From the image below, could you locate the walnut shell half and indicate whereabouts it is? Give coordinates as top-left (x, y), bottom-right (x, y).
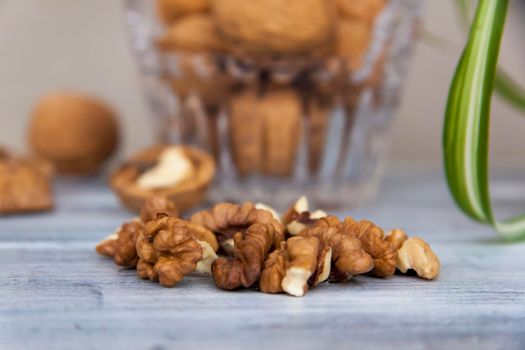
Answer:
top-left (110, 145), bottom-right (215, 213)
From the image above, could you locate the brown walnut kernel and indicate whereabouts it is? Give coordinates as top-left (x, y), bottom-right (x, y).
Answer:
top-left (0, 151), bottom-right (54, 214)
top-left (254, 203), bottom-right (281, 222)
top-left (259, 242), bottom-right (288, 294)
top-left (386, 229), bottom-right (408, 251)
top-left (282, 196), bottom-right (327, 236)
top-left (341, 217), bottom-right (397, 277)
top-left (312, 243), bottom-right (332, 286)
top-left (186, 221), bottom-right (219, 253)
top-left (140, 195), bottom-right (179, 223)
top-left (259, 236), bottom-right (328, 297)
top-left (136, 216), bottom-right (203, 287)
top-left (96, 233), bottom-right (118, 258)
top-left (280, 236), bottom-right (321, 297)
top-left (96, 220), bottom-right (143, 268)
top-left (191, 202), bottom-right (284, 254)
top-left (301, 224), bottom-right (373, 281)
top-left (211, 223), bottom-right (282, 290)
top-left (396, 237), bottom-right (440, 280)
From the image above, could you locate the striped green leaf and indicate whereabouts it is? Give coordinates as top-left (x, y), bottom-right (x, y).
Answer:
top-left (444, 0), bottom-right (525, 241)
top-left (456, 0), bottom-right (525, 112)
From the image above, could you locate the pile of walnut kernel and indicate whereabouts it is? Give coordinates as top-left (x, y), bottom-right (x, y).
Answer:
top-left (96, 195), bottom-right (440, 297)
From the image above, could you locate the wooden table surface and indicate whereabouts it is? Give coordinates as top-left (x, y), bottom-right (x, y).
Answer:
top-left (1, 168), bottom-right (525, 350)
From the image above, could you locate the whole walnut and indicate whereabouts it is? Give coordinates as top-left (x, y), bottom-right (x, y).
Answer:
top-left (157, 0), bottom-right (209, 24)
top-left (28, 93), bottom-right (119, 175)
top-left (157, 15), bottom-right (227, 53)
top-left (336, 0), bottom-right (386, 22)
top-left (211, 0), bottom-right (336, 57)
top-left (228, 88), bottom-right (303, 176)
top-left (336, 19), bottom-right (372, 71)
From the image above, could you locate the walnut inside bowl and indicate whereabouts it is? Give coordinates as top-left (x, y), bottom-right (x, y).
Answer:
top-left (110, 145), bottom-right (215, 213)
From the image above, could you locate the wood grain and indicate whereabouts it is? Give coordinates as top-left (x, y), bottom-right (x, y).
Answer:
top-left (1, 168), bottom-right (525, 350)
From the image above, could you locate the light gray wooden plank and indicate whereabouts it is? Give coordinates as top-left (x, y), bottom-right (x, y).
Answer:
top-left (1, 167), bottom-right (525, 350)
top-left (1, 241), bottom-right (524, 349)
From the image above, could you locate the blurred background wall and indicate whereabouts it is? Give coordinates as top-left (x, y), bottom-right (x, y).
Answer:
top-left (0, 0), bottom-right (524, 166)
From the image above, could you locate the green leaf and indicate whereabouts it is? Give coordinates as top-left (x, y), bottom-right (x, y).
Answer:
top-left (455, 0), bottom-right (525, 112)
top-left (494, 69), bottom-right (525, 112)
top-left (444, 0), bottom-right (525, 241)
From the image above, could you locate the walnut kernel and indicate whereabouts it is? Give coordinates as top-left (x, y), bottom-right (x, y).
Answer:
top-left (191, 202), bottom-right (284, 252)
top-left (136, 216), bottom-right (203, 287)
top-left (259, 242), bottom-right (288, 294)
top-left (195, 240), bottom-right (218, 275)
top-left (140, 195), bottom-right (179, 223)
top-left (283, 196), bottom-right (327, 236)
top-left (386, 229), bottom-right (408, 251)
top-left (254, 203), bottom-right (281, 222)
top-left (281, 236), bottom-right (320, 297)
top-left (96, 220), bottom-right (143, 268)
top-left (259, 236), bottom-right (331, 296)
top-left (342, 217), bottom-right (397, 277)
top-left (136, 146), bottom-right (194, 190)
top-left (301, 225), bottom-right (373, 281)
top-left (397, 237), bottom-right (440, 280)
top-left (212, 223), bottom-right (282, 290)
top-left (0, 152), bottom-right (54, 214)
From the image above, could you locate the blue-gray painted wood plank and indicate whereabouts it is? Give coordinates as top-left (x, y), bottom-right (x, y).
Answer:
top-left (1, 167), bottom-right (525, 350)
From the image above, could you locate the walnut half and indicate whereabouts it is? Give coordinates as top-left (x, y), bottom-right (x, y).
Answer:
top-left (259, 236), bottom-right (331, 297)
top-left (283, 196), bottom-right (327, 236)
top-left (0, 150), bottom-right (54, 214)
top-left (396, 237), bottom-right (440, 280)
top-left (342, 217), bottom-right (397, 277)
top-left (301, 224), bottom-right (373, 282)
top-left (95, 220), bottom-right (143, 268)
top-left (136, 216), bottom-right (204, 287)
top-left (212, 223), bottom-right (282, 290)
